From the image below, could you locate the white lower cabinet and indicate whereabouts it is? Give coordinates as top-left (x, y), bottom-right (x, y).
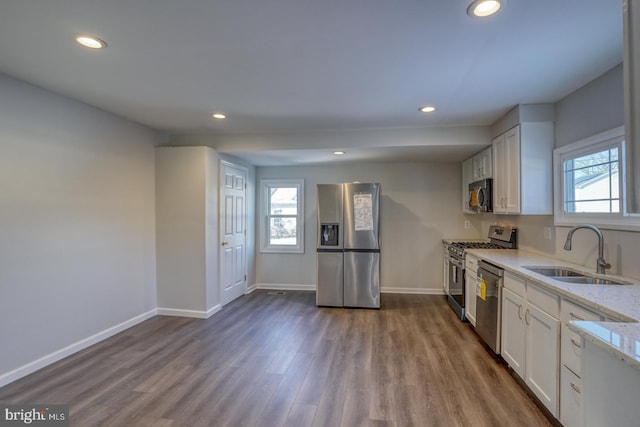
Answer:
top-left (501, 287), bottom-right (526, 376)
top-left (561, 366), bottom-right (583, 427)
top-left (465, 254), bottom-right (479, 326)
top-left (465, 271), bottom-right (477, 326)
top-left (443, 243), bottom-right (449, 294)
top-left (525, 301), bottom-right (559, 416)
top-left (583, 340), bottom-right (640, 427)
top-left (501, 272), bottom-right (559, 417)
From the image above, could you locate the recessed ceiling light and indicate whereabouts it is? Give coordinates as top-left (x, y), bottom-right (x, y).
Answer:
top-left (333, 151), bottom-right (345, 155)
top-left (75, 34), bottom-right (107, 49)
top-left (212, 113), bottom-right (226, 119)
top-left (419, 106), bottom-right (436, 113)
top-left (467, 0), bottom-right (503, 17)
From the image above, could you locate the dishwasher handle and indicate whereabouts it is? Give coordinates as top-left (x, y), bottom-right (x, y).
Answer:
top-left (477, 260), bottom-right (504, 277)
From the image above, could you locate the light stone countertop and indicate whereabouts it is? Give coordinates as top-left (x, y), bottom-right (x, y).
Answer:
top-left (464, 248), bottom-right (640, 371)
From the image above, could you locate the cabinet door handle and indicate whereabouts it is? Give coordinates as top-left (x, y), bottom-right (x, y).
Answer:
top-left (525, 309), bottom-right (530, 325)
top-left (570, 338), bottom-right (582, 348)
top-left (569, 312), bottom-right (585, 321)
top-left (570, 383), bottom-right (581, 394)
top-left (517, 304), bottom-right (523, 320)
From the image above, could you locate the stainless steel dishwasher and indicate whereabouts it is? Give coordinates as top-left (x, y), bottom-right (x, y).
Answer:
top-left (476, 260), bottom-right (504, 354)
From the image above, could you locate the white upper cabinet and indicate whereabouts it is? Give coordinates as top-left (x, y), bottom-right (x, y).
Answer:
top-left (472, 146), bottom-right (492, 181)
top-left (461, 157), bottom-right (474, 213)
top-left (492, 122), bottom-right (554, 214)
top-left (493, 127), bottom-right (520, 213)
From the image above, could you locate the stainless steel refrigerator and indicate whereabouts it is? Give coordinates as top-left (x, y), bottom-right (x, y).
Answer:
top-left (316, 183), bottom-right (380, 308)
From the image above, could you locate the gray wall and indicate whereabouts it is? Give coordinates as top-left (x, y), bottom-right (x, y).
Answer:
top-left (256, 161), bottom-right (479, 292)
top-left (0, 74), bottom-right (159, 380)
top-left (555, 63), bottom-right (624, 147)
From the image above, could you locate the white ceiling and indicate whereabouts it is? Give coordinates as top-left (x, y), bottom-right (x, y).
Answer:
top-left (0, 0), bottom-right (623, 165)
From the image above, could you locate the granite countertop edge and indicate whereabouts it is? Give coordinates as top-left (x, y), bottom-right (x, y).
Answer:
top-left (463, 248), bottom-right (640, 370)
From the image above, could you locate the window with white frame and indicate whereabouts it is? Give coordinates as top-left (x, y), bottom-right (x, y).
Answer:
top-left (563, 145), bottom-right (620, 213)
top-left (260, 179), bottom-right (304, 253)
top-left (554, 126), bottom-right (640, 229)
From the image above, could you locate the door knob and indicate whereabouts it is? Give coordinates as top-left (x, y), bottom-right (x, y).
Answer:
top-left (221, 240), bottom-right (228, 246)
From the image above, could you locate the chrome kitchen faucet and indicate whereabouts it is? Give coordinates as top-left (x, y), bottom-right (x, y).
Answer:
top-left (563, 224), bottom-right (611, 274)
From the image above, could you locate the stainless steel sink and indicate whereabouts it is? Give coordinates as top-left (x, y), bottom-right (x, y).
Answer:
top-left (523, 266), bottom-right (630, 286)
top-left (523, 266), bottom-right (586, 277)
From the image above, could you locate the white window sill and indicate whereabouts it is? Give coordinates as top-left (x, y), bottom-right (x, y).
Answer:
top-left (554, 215), bottom-right (640, 232)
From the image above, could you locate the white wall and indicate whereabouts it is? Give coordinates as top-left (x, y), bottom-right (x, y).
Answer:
top-left (156, 147), bottom-right (211, 313)
top-left (256, 161), bottom-right (479, 292)
top-left (0, 74), bottom-right (159, 383)
top-left (155, 148), bottom-right (256, 313)
top-left (169, 126), bottom-right (492, 153)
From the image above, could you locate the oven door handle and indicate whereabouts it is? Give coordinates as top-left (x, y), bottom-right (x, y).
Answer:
top-left (449, 257), bottom-right (463, 268)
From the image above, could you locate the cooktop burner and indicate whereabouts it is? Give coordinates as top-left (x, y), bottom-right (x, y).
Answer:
top-left (447, 225), bottom-right (518, 258)
top-left (450, 242), bottom-right (506, 250)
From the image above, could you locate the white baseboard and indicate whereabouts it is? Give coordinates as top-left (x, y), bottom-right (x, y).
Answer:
top-left (255, 283), bottom-right (316, 291)
top-left (381, 287), bottom-right (445, 295)
top-left (157, 304), bottom-right (221, 319)
top-left (0, 309), bottom-right (157, 388)
top-left (207, 304), bottom-right (222, 318)
top-left (245, 284), bottom-right (258, 294)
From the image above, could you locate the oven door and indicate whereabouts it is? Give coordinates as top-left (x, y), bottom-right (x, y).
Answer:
top-left (448, 256), bottom-right (465, 308)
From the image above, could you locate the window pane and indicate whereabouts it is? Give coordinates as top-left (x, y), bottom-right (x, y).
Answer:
top-left (611, 147), bottom-right (619, 161)
top-left (564, 147), bottom-right (620, 214)
top-left (270, 187), bottom-right (298, 215)
top-left (269, 217), bottom-right (297, 245)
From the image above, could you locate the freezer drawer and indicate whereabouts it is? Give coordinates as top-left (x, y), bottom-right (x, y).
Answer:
top-left (316, 251), bottom-right (344, 307)
top-left (344, 251), bottom-right (380, 308)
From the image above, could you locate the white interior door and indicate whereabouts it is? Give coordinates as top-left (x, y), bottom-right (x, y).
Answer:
top-left (220, 161), bottom-right (247, 305)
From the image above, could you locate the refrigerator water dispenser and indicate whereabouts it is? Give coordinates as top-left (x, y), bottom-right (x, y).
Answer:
top-left (320, 223), bottom-right (339, 246)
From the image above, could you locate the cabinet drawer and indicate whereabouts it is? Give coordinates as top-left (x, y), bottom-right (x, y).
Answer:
top-left (465, 254), bottom-right (479, 273)
top-left (561, 298), bottom-right (603, 324)
top-left (560, 299), bottom-right (603, 378)
top-left (561, 324), bottom-right (584, 377)
top-left (560, 366), bottom-right (583, 427)
top-left (504, 271), bottom-right (526, 297)
top-left (527, 282), bottom-right (559, 318)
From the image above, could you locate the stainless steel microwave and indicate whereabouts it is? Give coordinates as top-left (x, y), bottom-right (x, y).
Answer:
top-left (469, 178), bottom-right (492, 212)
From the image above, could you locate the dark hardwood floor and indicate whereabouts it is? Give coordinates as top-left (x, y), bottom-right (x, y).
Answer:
top-left (0, 291), bottom-right (552, 427)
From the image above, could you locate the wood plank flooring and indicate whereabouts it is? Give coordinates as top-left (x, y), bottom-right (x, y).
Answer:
top-left (0, 291), bottom-right (552, 427)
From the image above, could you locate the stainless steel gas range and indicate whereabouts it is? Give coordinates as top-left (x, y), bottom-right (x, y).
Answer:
top-left (445, 225), bottom-right (517, 320)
